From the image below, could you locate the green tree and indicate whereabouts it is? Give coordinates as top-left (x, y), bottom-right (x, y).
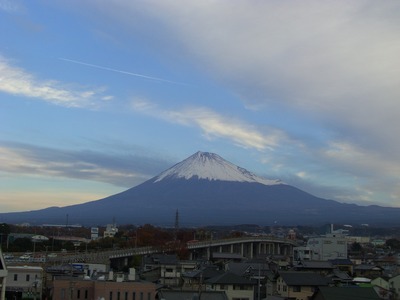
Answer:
top-left (350, 242), bottom-right (363, 253)
top-left (0, 223), bottom-right (10, 249)
top-left (386, 238), bottom-right (400, 250)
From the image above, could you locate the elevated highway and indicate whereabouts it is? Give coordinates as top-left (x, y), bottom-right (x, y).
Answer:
top-left (20, 236), bottom-right (297, 265)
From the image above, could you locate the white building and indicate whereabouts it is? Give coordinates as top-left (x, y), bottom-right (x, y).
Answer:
top-left (0, 249), bottom-right (8, 300)
top-left (294, 225), bottom-right (347, 261)
top-left (104, 224), bottom-right (118, 238)
top-left (5, 265), bottom-right (43, 300)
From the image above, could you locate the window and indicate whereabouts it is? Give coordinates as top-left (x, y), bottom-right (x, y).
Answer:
top-left (85, 290), bottom-right (88, 299)
top-left (147, 293), bottom-right (151, 300)
top-left (117, 292), bottom-right (120, 300)
top-left (61, 289), bottom-right (65, 300)
top-left (140, 292), bottom-right (143, 300)
top-left (110, 291), bottom-right (113, 300)
top-left (77, 290), bottom-right (81, 299)
top-left (125, 292), bottom-right (128, 300)
top-left (133, 292), bottom-right (136, 300)
top-left (13, 274), bottom-right (18, 281)
top-left (283, 286), bottom-right (287, 292)
top-left (26, 274), bottom-right (30, 281)
top-left (293, 286), bottom-right (301, 292)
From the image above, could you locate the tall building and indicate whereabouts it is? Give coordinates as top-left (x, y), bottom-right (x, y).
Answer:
top-left (294, 225), bottom-right (348, 261)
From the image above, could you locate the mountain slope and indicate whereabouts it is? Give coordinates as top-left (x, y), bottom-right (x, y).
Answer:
top-left (1, 151), bottom-right (399, 226)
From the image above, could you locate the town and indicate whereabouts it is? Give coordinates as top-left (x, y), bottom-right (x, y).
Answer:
top-left (1, 222), bottom-right (400, 300)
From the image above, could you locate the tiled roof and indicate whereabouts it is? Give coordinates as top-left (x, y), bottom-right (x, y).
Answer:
top-left (295, 260), bottom-right (334, 269)
top-left (279, 271), bottom-right (329, 286)
top-left (312, 287), bottom-right (380, 300)
top-left (328, 258), bottom-right (353, 265)
top-left (205, 272), bottom-right (256, 285)
top-left (158, 290), bottom-right (228, 300)
top-left (183, 266), bottom-right (224, 280)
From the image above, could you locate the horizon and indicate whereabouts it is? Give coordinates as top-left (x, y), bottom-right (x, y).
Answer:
top-left (1, 1), bottom-right (399, 213)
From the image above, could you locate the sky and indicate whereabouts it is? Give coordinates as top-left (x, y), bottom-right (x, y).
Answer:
top-left (1, 1), bottom-right (400, 214)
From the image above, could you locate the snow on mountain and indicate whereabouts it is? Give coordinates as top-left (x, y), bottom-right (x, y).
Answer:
top-left (153, 151), bottom-right (284, 186)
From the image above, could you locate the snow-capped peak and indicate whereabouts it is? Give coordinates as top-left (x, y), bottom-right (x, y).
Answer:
top-left (153, 151), bottom-right (284, 186)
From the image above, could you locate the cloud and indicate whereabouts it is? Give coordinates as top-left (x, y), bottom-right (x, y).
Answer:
top-left (100, 1), bottom-right (400, 205)
top-left (0, 141), bottom-right (171, 187)
top-left (0, 0), bottom-right (24, 13)
top-left (131, 98), bottom-right (286, 151)
top-left (0, 55), bottom-right (113, 107)
top-left (85, 1), bottom-right (400, 155)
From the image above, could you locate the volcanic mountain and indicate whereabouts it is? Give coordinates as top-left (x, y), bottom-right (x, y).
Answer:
top-left (1, 151), bottom-right (400, 226)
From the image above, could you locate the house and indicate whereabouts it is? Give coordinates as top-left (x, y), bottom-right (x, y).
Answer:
top-left (182, 265), bottom-right (224, 291)
top-left (52, 275), bottom-right (157, 300)
top-left (389, 274), bottom-right (400, 300)
top-left (328, 258), bottom-right (353, 274)
top-left (311, 286), bottom-right (380, 300)
top-left (276, 271), bottom-right (329, 300)
top-left (353, 264), bottom-right (383, 278)
top-left (371, 276), bottom-right (391, 299)
top-left (205, 271), bottom-right (256, 300)
top-left (5, 265), bottom-right (43, 300)
top-left (325, 269), bottom-right (353, 286)
top-left (158, 290), bottom-right (228, 300)
top-left (225, 262), bottom-right (270, 300)
top-left (142, 254), bottom-right (196, 287)
top-left (0, 249), bottom-right (8, 300)
top-left (293, 261), bottom-right (334, 275)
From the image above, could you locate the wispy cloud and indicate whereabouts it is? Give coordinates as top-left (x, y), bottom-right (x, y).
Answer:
top-left (0, 141), bottom-right (171, 187)
top-left (0, 0), bottom-right (24, 13)
top-left (0, 55), bottom-right (113, 107)
top-left (131, 98), bottom-right (285, 151)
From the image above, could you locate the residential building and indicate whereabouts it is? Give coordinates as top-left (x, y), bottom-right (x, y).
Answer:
top-left (310, 286), bottom-right (380, 300)
top-left (104, 224), bottom-right (118, 238)
top-left (52, 276), bottom-right (157, 300)
top-left (371, 277), bottom-right (391, 299)
top-left (292, 261), bottom-right (334, 275)
top-left (158, 290), bottom-right (228, 300)
top-left (182, 266), bottom-right (224, 291)
top-left (5, 265), bottom-right (43, 300)
top-left (276, 271), bottom-right (329, 300)
top-left (328, 259), bottom-right (353, 274)
top-left (300, 234), bottom-right (347, 261)
top-left (205, 271), bottom-right (256, 300)
top-left (389, 274), bottom-right (400, 300)
top-left (142, 254), bottom-right (196, 287)
top-left (353, 264), bottom-right (383, 278)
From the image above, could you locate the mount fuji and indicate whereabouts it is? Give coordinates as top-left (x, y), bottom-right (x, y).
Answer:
top-left (1, 151), bottom-right (400, 226)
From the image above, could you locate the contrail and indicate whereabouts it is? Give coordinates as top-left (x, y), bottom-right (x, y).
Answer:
top-left (58, 57), bottom-right (186, 85)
